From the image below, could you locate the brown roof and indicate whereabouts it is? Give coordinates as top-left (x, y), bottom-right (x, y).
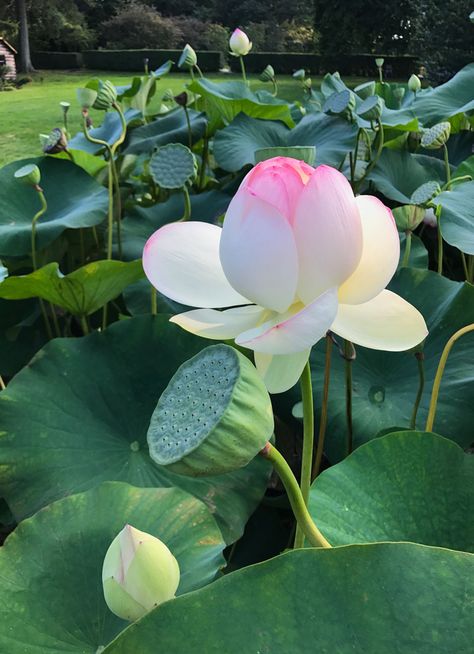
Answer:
top-left (0, 37), bottom-right (17, 54)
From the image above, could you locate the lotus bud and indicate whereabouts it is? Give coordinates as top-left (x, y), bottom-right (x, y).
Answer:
top-left (259, 64), bottom-right (275, 82)
top-left (77, 86), bottom-right (98, 109)
top-left (229, 28), bottom-right (252, 56)
top-left (423, 208), bottom-right (437, 228)
top-left (293, 68), bottom-right (306, 81)
top-left (408, 74), bottom-right (421, 93)
top-left (41, 127), bottom-right (68, 155)
top-left (392, 205), bottom-right (426, 231)
top-left (375, 58), bottom-right (384, 68)
top-left (102, 524), bottom-right (180, 622)
top-left (59, 101), bottom-right (70, 114)
top-left (178, 44), bottom-right (197, 70)
top-left (14, 163), bottom-right (41, 187)
top-left (421, 122), bottom-right (451, 149)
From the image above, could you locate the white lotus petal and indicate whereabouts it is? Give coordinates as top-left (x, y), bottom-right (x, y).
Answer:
top-left (338, 195), bottom-right (400, 305)
top-left (170, 305), bottom-right (265, 339)
top-left (220, 190), bottom-right (299, 313)
top-left (332, 290), bottom-right (428, 351)
top-left (254, 350), bottom-right (311, 394)
top-left (143, 222), bottom-right (248, 308)
top-left (236, 288), bottom-right (338, 355)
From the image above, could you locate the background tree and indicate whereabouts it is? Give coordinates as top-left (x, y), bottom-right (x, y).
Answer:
top-left (15, 0), bottom-right (34, 72)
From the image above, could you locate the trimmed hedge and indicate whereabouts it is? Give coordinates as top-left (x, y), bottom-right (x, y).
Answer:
top-left (82, 49), bottom-right (223, 72)
top-left (32, 51), bottom-right (83, 69)
top-left (228, 52), bottom-right (417, 77)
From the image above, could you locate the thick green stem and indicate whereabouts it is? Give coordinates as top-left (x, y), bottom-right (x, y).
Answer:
top-left (313, 334), bottom-right (333, 480)
top-left (0, 374), bottom-right (5, 390)
top-left (80, 315), bottom-right (90, 336)
top-left (402, 231), bottom-right (412, 267)
top-left (343, 340), bottom-right (355, 456)
top-left (181, 186), bottom-right (192, 221)
top-left (410, 351), bottom-right (425, 429)
top-left (260, 443), bottom-right (331, 549)
top-left (239, 56), bottom-right (248, 85)
top-left (437, 209), bottom-right (443, 275)
top-left (109, 156), bottom-right (123, 260)
top-left (443, 144), bottom-right (451, 186)
top-left (151, 286), bottom-right (157, 315)
top-left (111, 103), bottom-right (127, 155)
top-left (199, 128), bottom-right (209, 190)
top-left (271, 79), bottom-right (278, 96)
top-left (31, 189), bottom-right (53, 339)
top-left (294, 360), bottom-right (314, 549)
top-left (425, 324), bottom-right (474, 432)
top-left (362, 118), bottom-right (384, 186)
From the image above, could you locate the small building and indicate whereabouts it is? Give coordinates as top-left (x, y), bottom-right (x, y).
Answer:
top-left (0, 37), bottom-right (17, 79)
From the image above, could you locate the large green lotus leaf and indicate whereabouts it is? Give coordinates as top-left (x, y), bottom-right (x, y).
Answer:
top-left (421, 131), bottom-right (474, 167)
top-left (188, 78), bottom-right (294, 132)
top-left (357, 103), bottom-right (418, 132)
top-left (413, 63), bottom-right (474, 126)
top-left (124, 108), bottom-right (207, 155)
top-left (0, 259), bottom-right (144, 316)
top-left (306, 268), bottom-right (474, 462)
top-left (0, 315), bottom-right (269, 543)
top-left (103, 544), bottom-right (474, 654)
top-left (213, 112), bottom-right (358, 172)
top-left (309, 431), bottom-right (474, 551)
top-left (124, 278), bottom-right (187, 316)
top-left (367, 149), bottom-right (446, 203)
top-left (431, 180), bottom-right (474, 255)
top-left (454, 153), bottom-right (474, 178)
top-left (69, 109), bottom-right (141, 154)
top-left (51, 149), bottom-right (108, 177)
top-left (0, 482), bottom-right (226, 653)
top-left (0, 298), bottom-right (47, 377)
top-left (120, 190), bottom-right (231, 260)
top-left (0, 157), bottom-right (108, 257)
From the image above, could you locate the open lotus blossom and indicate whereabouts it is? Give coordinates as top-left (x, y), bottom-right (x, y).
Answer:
top-left (143, 158), bottom-right (428, 393)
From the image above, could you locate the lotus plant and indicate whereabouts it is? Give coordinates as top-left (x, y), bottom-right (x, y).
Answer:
top-left (143, 157), bottom-right (428, 394)
top-left (229, 28), bottom-right (252, 84)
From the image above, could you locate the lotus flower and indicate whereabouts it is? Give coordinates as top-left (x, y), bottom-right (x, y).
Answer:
top-left (102, 524), bottom-right (180, 622)
top-left (229, 28), bottom-right (252, 56)
top-left (143, 158), bottom-right (428, 393)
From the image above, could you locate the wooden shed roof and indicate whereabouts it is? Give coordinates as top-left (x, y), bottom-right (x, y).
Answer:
top-left (0, 37), bottom-right (17, 54)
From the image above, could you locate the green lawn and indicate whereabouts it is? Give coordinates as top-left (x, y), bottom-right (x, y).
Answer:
top-left (0, 70), bottom-right (370, 167)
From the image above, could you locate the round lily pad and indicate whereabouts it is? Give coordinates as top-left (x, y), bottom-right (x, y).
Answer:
top-left (150, 143), bottom-right (197, 189)
top-left (103, 543), bottom-right (474, 654)
top-left (0, 315), bottom-right (270, 543)
top-left (0, 157), bottom-right (108, 257)
top-left (309, 431), bottom-right (474, 551)
top-left (0, 482), bottom-right (226, 653)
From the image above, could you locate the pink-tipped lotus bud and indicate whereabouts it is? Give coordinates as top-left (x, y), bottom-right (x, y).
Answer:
top-left (229, 28), bottom-right (252, 56)
top-left (102, 524), bottom-right (180, 622)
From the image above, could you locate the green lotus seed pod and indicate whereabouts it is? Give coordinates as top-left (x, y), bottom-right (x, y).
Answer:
top-left (392, 205), bottom-right (426, 231)
top-left (102, 524), bottom-right (180, 622)
top-left (421, 122), bottom-right (451, 149)
top-left (42, 128), bottom-right (68, 154)
top-left (357, 95), bottom-right (383, 121)
top-left (293, 68), bottom-right (306, 80)
top-left (260, 64), bottom-right (275, 82)
top-left (410, 180), bottom-right (441, 206)
top-left (392, 87), bottom-right (406, 104)
top-left (178, 43), bottom-right (197, 70)
top-left (60, 101), bottom-right (70, 113)
top-left (150, 143), bottom-right (197, 189)
top-left (375, 58), bottom-right (384, 68)
top-left (76, 86), bottom-right (98, 109)
top-left (147, 344), bottom-right (274, 477)
top-left (408, 74), bottom-right (421, 92)
top-left (323, 90), bottom-right (355, 119)
top-left (14, 163), bottom-right (41, 186)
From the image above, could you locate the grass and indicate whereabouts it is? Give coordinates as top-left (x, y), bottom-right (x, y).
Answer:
top-left (0, 70), bottom-right (371, 167)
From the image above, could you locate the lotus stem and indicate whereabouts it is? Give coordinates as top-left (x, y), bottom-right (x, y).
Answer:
top-left (183, 106), bottom-right (193, 150)
top-left (443, 144), bottom-right (451, 186)
top-left (294, 360), bottom-right (314, 549)
top-left (410, 351), bottom-right (425, 429)
top-left (80, 315), bottom-right (90, 336)
top-left (401, 231), bottom-right (412, 267)
top-left (31, 188), bottom-right (53, 340)
top-left (181, 186), bottom-right (192, 222)
top-left (260, 442), bottom-right (331, 549)
top-left (151, 287), bottom-right (157, 315)
top-left (436, 205), bottom-right (443, 275)
top-left (239, 56), bottom-right (248, 85)
top-left (0, 374), bottom-right (5, 390)
top-left (343, 339), bottom-right (355, 455)
top-left (425, 324), bottom-right (474, 432)
top-left (312, 334), bottom-right (333, 480)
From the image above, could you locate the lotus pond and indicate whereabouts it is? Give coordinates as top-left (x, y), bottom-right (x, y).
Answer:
top-left (0, 55), bottom-right (473, 653)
